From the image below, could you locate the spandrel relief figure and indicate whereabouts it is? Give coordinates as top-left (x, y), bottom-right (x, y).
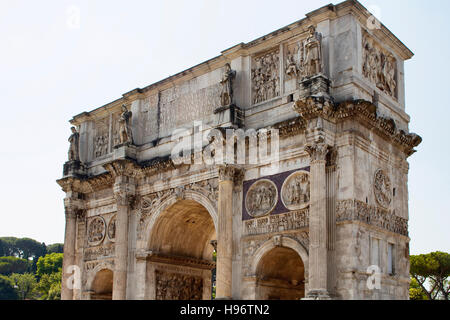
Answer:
top-left (220, 63), bottom-right (236, 107)
top-left (118, 104), bottom-right (133, 145)
top-left (68, 126), bottom-right (80, 161)
top-left (304, 26), bottom-right (322, 77)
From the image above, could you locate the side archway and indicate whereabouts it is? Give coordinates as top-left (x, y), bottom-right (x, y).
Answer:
top-left (249, 236), bottom-right (308, 300)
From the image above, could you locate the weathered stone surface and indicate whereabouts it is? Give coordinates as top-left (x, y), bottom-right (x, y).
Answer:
top-left (59, 0), bottom-right (419, 301)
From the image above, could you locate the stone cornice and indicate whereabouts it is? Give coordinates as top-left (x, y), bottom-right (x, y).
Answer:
top-left (294, 97), bottom-right (422, 157)
top-left (102, 159), bottom-right (141, 179)
top-left (57, 173), bottom-right (115, 194)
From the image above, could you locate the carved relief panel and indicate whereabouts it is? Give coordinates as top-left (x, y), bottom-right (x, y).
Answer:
top-left (87, 216), bottom-right (106, 246)
top-left (107, 215), bottom-right (116, 242)
top-left (251, 49), bottom-right (280, 104)
top-left (281, 171), bottom-right (310, 211)
top-left (155, 271), bottom-right (203, 300)
top-left (362, 32), bottom-right (397, 99)
top-left (373, 169), bottom-right (392, 209)
top-left (245, 179), bottom-right (278, 218)
top-left (93, 117), bottom-right (109, 159)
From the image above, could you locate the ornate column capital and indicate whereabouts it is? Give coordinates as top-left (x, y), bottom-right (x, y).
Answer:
top-left (305, 141), bottom-right (329, 163)
top-left (113, 183), bottom-right (136, 207)
top-left (218, 165), bottom-right (245, 190)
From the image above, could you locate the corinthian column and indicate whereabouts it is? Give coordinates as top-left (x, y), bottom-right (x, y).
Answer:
top-left (112, 177), bottom-right (135, 300)
top-left (305, 139), bottom-right (331, 299)
top-left (216, 165), bottom-right (242, 299)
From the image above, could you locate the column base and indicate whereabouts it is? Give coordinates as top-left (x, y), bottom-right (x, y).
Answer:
top-left (303, 290), bottom-right (332, 300)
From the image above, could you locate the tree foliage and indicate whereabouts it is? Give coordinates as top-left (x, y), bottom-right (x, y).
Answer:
top-left (0, 275), bottom-right (19, 300)
top-left (9, 273), bottom-right (38, 300)
top-left (0, 256), bottom-right (32, 275)
top-left (410, 251), bottom-right (450, 300)
top-left (46, 243), bottom-right (64, 254)
top-left (0, 237), bottom-right (47, 260)
top-left (36, 253), bottom-right (63, 278)
top-left (37, 269), bottom-right (61, 300)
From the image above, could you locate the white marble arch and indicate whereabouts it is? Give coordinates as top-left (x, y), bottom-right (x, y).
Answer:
top-left (137, 190), bottom-right (218, 251)
top-left (249, 236), bottom-right (309, 279)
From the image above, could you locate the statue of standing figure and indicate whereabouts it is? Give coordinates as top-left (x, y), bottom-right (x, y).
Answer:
top-left (304, 25), bottom-right (322, 77)
top-left (220, 63), bottom-right (236, 107)
top-left (68, 126), bottom-right (80, 161)
top-left (118, 104), bottom-right (133, 145)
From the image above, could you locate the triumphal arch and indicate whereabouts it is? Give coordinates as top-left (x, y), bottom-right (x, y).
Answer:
top-left (57, 0), bottom-right (421, 300)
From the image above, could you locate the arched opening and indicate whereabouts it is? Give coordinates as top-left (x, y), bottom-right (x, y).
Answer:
top-left (255, 247), bottom-right (305, 300)
top-left (91, 269), bottom-right (113, 300)
top-left (148, 199), bottom-right (216, 300)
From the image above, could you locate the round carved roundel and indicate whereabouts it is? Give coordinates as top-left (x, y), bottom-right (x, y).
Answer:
top-left (88, 216), bottom-right (106, 246)
top-left (245, 179), bottom-right (278, 218)
top-left (107, 215), bottom-right (116, 242)
top-left (374, 169), bottom-right (392, 208)
top-left (281, 171), bottom-right (310, 210)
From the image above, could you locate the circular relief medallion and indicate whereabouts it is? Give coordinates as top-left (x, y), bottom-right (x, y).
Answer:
top-left (87, 216), bottom-right (106, 246)
top-left (281, 171), bottom-right (310, 210)
top-left (245, 179), bottom-right (278, 218)
top-left (107, 215), bottom-right (116, 242)
top-left (374, 169), bottom-right (392, 208)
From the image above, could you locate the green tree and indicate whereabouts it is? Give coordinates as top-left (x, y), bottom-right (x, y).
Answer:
top-left (0, 275), bottom-right (19, 300)
top-left (36, 253), bottom-right (63, 278)
top-left (410, 278), bottom-right (427, 300)
top-left (0, 256), bottom-right (32, 275)
top-left (9, 273), bottom-right (37, 300)
top-left (410, 251), bottom-right (450, 300)
top-left (46, 243), bottom-right (64, 254)
top-left (37, 269), bottom-right (61, 300)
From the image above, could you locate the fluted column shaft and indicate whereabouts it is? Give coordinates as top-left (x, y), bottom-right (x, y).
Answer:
top-left (216, 165), bottom-right (242, 299)
top-left (306, 141), bottom-right (330, 298)
top-left (112, 177), bottom-right (135, 300)
top-left (61, 194), bottom-right (82, 300)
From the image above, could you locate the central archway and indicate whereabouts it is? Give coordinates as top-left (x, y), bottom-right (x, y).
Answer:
top-left (147, 198), bottom-right (217, 300)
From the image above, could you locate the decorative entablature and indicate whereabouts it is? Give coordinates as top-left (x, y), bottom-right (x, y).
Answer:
top-left (294, 97), bottom-right (422, 157)
top-left (336, 199), bottom-right (408, 237)
top-left (136, 251), bottom-right (216, 271)
top-left (57, 173), bottom-right (115, 194)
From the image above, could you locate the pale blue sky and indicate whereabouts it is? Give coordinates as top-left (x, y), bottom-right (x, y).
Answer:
top-left (0, 0), bottom-right (448, 254)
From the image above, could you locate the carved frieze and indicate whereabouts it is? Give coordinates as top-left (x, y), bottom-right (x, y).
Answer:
top-left (84, 243), bottom-right (115, 261)
top-left (374, 169), bottom-right (392, 209)
top-left (244, 208), bottom-right (309, 236)
top-left (87, 216), bottom-right (106, 246)
top-left (362, 32), bottom-right (397, 98)
top-left (336, 199), bottom-right (408, 236)
top-left (155, 271), bottom-right (203, 300)
top-left (252, 49), bottom-right (280, 104)
top-left (245, 179), bottom-right (278, 218)
top-left (281, 171), bottom-right (310, 210)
